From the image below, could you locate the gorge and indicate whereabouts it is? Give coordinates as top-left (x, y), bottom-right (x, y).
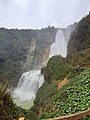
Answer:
top-left (0, 13), bottom-right (90, 120)
top-left (12, 29), bottom-right (68, 109)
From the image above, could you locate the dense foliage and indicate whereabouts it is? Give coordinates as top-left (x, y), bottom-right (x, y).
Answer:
top-left (0, 83), bottom-right (38, 120)
top-left (38, 68), bottom-right (90, 119)
top-left (41, 56), bottom-right (74, 83)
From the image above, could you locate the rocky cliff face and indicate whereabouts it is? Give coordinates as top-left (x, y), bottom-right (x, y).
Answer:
top-left (61, 23), bottom-right (77, 42)
top-left (0, 27), bottom-right (57, 86)
top-left (67, 13), bottom-right (90, 57)
top-left (67, 13), bottom-right (90, 66)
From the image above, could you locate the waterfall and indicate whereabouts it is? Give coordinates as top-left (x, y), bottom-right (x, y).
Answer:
top-left (12, 70), bottom-right (44, 109)
top-left (12, 29), bottom-right (68, 109)
top-left (49, 30), bottom-right (67, 58)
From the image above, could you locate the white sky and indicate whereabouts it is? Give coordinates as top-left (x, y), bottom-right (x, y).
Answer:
top-left (0, 0), bottom-right (90, 29)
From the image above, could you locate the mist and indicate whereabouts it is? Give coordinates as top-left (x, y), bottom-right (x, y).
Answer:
top-left (0, 0), bottom-right (90, 29)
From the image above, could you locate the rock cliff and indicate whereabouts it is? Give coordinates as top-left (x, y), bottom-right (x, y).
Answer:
top-left (67, 13), bottom-right (90, 66)
top-left (0, 27), bottom-right (57, 86)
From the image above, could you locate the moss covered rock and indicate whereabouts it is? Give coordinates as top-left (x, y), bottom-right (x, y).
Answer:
top-left (41, 55), bottom-right (72, 83)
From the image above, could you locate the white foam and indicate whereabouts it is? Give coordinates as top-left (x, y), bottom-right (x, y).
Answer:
top-left (49, 30), bottom-right (67, 58)
top-left (12, 70), bottom-right (44, 108)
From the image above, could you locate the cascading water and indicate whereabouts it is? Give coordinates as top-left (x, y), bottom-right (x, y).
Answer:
top-left (13, 70), bottom-right (44, 100)
top-left (49, 30), bottom-right (67, 58)
top-left (12, 70), bottom-right (44, 109)
top-left (12, 29), bottom-right (68, 109)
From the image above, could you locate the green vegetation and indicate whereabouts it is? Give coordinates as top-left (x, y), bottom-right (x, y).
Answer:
top-left (67, 48), bottom-right (90, 67)
top-left (31, 13), bottom-right (90, 119)
top-left (38, 68), bottom-right (90, 119)
top-left (30, 53), bottom-right (90, 120)
top-left (0, 59), bottom-right (21, 86)
top-left (1, 66), bottom-right (90, 120)
top-left (41, 56), bottom-right (74, 83)
top-left (0, 83), bottom-right (38, 120)
top-left (67, 13), bottom-right (90, 57)
top-left (0, 83), bottom-right (20, 120)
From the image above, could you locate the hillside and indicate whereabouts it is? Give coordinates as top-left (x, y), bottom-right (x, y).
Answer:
top-left (67, 13), bottom-right (90, 66)
top-left (29, 13), bottom-right (90, 119)
top-left (68, 14), bottom-right (90, 53)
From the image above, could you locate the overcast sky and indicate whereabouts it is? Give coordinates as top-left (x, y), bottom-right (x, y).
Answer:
top-left (0, 0), bottom-right (90, 29)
